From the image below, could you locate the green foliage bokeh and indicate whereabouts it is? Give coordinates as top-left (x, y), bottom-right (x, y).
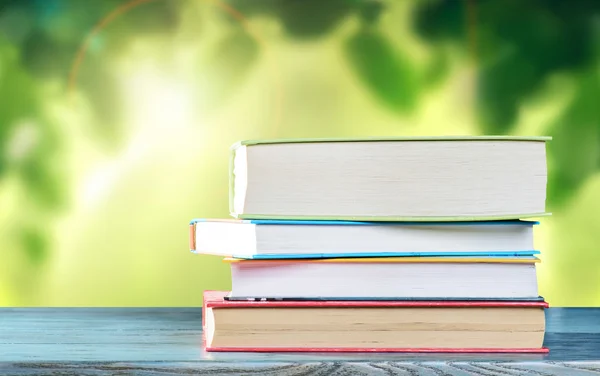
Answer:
top-left (0, 0), bottom-right (599, 306)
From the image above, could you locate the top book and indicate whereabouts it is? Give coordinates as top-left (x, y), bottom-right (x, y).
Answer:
top-left (230, 136), bottom-right (550, 221)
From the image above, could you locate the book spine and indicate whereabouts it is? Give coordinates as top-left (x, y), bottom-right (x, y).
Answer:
top-left (189, 223), bottom-right (196, 251)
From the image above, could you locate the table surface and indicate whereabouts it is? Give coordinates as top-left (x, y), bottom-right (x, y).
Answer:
top-left (1, 308), bottom-right (599, 375)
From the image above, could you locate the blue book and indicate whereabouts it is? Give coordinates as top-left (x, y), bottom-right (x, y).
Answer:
top-left (189, 219), bottom-right (539, 259)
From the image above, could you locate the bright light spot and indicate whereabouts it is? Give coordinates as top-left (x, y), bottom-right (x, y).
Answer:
top-left (78, 64), bottom-right (197, 209)
top-left (80, 165), bottom-right (118, 208)
top-left (5, 120), bottom-right (40, 162)
top-left (123, 67), bottom-right (195, 133)
top-left (79, 129), bottom-right (160, 207)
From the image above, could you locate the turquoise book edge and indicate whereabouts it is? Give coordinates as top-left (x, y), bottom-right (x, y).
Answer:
top-left (222, 251), bottom-right (540, 259)
top-left (190, 219), bottom-right (540, 226)
top-left (206, 250), bottom-right (541, 259)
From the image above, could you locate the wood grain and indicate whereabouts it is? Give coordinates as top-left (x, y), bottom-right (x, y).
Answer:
top-left (0, 308), bottom-right (599, 375)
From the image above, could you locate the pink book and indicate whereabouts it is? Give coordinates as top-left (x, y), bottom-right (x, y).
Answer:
top-left (203, 291), bottom-right (549, 353)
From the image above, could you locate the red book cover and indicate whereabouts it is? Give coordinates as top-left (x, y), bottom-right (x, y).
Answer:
top-left (207, 347), bottom-right (549, 353)
top-left (202, 291), bottom-right (549, 353)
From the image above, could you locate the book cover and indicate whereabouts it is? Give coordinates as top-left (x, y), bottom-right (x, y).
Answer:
top-left (231, 135), bottom-right (552, 149)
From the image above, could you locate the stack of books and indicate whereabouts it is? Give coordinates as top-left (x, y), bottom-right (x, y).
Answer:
top-left (191, 136), bottom-right (551, 353)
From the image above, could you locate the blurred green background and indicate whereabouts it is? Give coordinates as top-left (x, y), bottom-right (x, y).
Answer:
top-left (1, 0), bottom-right (599, 307)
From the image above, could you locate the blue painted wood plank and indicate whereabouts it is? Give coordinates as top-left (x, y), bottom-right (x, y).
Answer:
top-left (0, 308), bottom-right (599, 375)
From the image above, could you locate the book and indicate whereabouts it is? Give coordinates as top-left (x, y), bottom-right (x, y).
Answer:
top-left (225, 256), bottom-right (540, 300)
top-left (229, 136), bottom-right (550, 221)
top-left (190, 218), bottom-right (539, 259)
top-left (203, 291), bottom-right (548, 353)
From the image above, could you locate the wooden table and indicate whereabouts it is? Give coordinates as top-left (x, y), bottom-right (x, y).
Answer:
top-left (1, 308), bottom-right (599, 375)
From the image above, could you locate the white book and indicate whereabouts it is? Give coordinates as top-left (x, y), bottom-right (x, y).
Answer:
top-left (229, 136), bottom-right (550, 221)
top-left (190, 219), bottom-right (538, 259)
top-left (226, 257), bottom-right (540, 300)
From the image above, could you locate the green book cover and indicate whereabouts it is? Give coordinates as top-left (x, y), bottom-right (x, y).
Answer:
top-left (230, 135), bottom-right (551, 149)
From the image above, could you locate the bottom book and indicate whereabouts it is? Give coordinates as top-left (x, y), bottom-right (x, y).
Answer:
top-left (203, 291), bottom-right (549, 353)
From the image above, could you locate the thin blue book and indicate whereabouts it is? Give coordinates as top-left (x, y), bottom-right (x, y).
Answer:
top-left (189, 219), bottom-right (539, 259)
